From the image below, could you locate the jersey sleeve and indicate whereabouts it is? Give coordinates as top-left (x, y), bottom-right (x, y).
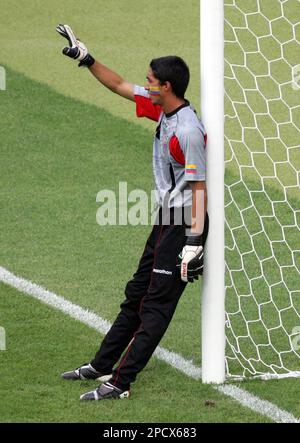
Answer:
top-left (133, 85), bottom-right (162, 122)
top-left (178, 127), bottom-right (206, 182)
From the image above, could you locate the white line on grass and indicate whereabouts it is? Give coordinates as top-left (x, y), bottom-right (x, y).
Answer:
top-left (0, 267), bottom-right (201, 379)
top-left (0, 266), bottom-right (299, 423)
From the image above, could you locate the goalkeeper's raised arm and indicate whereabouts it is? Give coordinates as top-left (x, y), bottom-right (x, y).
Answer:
top-left (56, 24), bottom-right (135, 101)
top-left (89, 61), bottom-right (135, 102)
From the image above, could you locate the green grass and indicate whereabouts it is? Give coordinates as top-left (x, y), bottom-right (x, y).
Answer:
top-left (0, 64), bottom-right (299, 424)
top-left (0, 0), bottom-right (200, 129)
top-left (0, 283), bottom-right (271, 423)
top-left (1, 0), bottom-right (300, 423)
top-left (0, 67), bottom-right (201, 363)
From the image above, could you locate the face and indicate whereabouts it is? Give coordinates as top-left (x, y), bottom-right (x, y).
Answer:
top-left (145, 68), bottom-right (164, 105)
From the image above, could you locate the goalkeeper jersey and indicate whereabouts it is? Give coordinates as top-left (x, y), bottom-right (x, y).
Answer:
top-left (134, 85), bottom-right (207, 208)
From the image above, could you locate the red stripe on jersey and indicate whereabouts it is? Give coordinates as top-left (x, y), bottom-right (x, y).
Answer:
top-left (169, 135), bottom-right (185, 165)
top-left (134, 95), bottom-right (162, 122)
top-left (204, 133), bottom-right (207, 145)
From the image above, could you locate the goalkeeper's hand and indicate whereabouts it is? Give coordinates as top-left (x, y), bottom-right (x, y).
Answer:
top-left (178, 235), bottom-right (204, 283)
top-left (56, 24), bottom-right (95, 68)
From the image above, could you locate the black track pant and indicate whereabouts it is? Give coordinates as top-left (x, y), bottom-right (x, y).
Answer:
top-left (91, 209), bottom-right (209, 390)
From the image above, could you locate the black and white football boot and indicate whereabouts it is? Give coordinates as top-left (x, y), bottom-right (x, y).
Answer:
top-left (61, 363), bottom-right (112, 382)
top-left (80, 381), bottom-right (130, 401)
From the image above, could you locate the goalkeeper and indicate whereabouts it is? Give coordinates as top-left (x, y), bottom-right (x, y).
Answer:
top-left (57, 24), bottom-right (209, 401)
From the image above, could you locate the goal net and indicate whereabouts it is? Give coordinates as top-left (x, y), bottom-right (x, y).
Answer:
top-left (224, 0), bottom-right (300, 379)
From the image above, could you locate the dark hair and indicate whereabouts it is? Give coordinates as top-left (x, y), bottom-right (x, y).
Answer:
top-left (150, 56), bottom-right (190, 99)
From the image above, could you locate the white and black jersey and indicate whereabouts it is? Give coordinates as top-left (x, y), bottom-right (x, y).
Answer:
top-left (134, 85), bottom-right (207, 208)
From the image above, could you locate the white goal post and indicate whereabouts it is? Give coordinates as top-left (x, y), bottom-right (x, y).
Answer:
top-left (200, 0), bottom-right (300, 383)
top-left (200, 0), bottom-right (226, 384)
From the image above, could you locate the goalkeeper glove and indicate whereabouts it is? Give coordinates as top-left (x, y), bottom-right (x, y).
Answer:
top-left (178, 235), bottom-right (204, 283)
top-left (56, 24), bottom-right (95, 68)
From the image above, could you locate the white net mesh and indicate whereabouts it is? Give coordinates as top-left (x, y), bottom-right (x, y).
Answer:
top-left (224, 0), bottom-right (300, 379)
